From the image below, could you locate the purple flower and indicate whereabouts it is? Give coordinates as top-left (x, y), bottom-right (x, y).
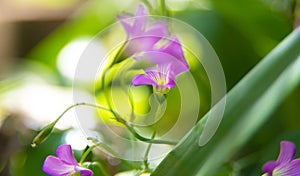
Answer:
top-left (118, 4), bottom-right (169, 56)
top-left (262, 141), bottom-right (300, 176)
top-left (132, 37), bottom-right (189, 94)
top-left (43, 144), bottom-right (93, 176)
top-left (118, 4), bottom-right (189, 93)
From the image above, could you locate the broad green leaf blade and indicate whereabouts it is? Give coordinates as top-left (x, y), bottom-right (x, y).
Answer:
top-left (151, 28), bottom-right (300, 176)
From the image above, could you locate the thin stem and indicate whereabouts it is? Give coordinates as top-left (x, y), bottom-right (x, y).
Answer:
top-left (53, 103), bottom-right (82, 124)
top-left (54, 103), bottom-right (177, 145)
top-left (123, 121), bottom-right (176, 145)
top-left (141, 0), bottom-right (155, 13)
top-left (98, 40), bottom-right (129, 113)
top-left (128, 87), bottom-right (136, 122)
top-left (106, 104), bottom-right (177, 145)
top-left (80, 145), bottom-right (97, 164)
top-left (143, 130), bottom-right (157, 171)
top-left (87, 138), bottom-right (141, 170)
top-left (143, 96), bottom-right (165, 171)
top-left (159, 0), bottom-right (169, 16)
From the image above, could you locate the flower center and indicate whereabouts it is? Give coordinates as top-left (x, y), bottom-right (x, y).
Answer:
top-left (147, 64), bottom-right (172, 94)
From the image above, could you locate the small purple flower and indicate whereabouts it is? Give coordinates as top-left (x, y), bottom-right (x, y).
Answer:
top-left (43, 144), bottom-right (93, 176)
top-left (132, 37), bottom-right (189, 94)
top-left (262, 141), bottom-right (300, 176)
top-left (118, 4), bottom-right (169, 56)
top-left (118, 4), bottom-right (189, 93)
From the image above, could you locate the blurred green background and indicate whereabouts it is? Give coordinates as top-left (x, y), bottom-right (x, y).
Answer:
top-left (0, 0), bottom-right (299, 175)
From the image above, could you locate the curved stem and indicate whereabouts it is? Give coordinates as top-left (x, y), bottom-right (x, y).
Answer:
top-left (79, 145), bottom-right (96, 164)
top-left (87, 138), bottom-right (142, 170)
top-left (54, 103), bottom-right (177, 145)
top-left (123, 121), bottom-right (176, 145)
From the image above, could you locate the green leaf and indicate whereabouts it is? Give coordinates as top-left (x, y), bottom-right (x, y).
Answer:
top-left (151, 28), bottom-right (300, 175)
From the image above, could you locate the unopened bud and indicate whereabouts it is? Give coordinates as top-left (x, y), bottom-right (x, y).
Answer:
top-left (31, 122), bottom-right (55, 147)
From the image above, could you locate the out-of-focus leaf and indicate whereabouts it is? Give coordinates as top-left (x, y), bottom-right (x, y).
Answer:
top-left (151, 27), bottom-right (300, 176)
top-left (176, 0), bottom-right (292, 88)
top-left (27, 0), bottom-right (122, 73)
top-left (210, 0), bottom-right (292, 56)
top-left (11, 132), bottom-right (64, 176)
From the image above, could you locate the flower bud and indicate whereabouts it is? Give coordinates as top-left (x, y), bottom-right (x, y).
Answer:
top-left (31, 122), bottom-right (55, 147)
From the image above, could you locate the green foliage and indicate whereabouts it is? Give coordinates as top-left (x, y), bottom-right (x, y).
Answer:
top-left (2, 0), bottom-right (299, 175)
top-left (11, 132), bottom-right (63, 176)
top-left (151, 26), bottom-right (300, 176)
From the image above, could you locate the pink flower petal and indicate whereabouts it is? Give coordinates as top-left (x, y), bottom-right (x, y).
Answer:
top-left (274, 158), bottom-right (300, 176)
top-left (134, 51), bottom-right (189, 76)
top-left (145, 21), bottom-right (169, 37)
top-left (132, 74), bottom-right (157, 86)
top-left (42, 156), bottom-right (74, 176)
top-left (75, 165), bottom-right (93, 176)
top-left (263, 161), bottom-right (279, 175)
top-left (156, 36), bottom-right (189, 69)
top-left (132, 5), bottom-right (148, 33)
top-left (135, 4), bottom-right (149, 16)
top-left (125, 36), bottom-right (161, 55)
top-left (56, 144), bottom-right (78, 165)
top-left (118, 14), bottom-right (134, 33)
top-left (278, 141), bottom-right (297, 164)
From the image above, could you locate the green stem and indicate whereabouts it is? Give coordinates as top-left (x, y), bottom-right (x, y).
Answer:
top-left (87, 138), bottom-right (141, 170)
top-left (141, 0), bottom-right (155, 13)
top-left (98, 40), bottom-right (128, 113)
top-left (105, 103), bottom-right (177, 145)
top-left (54, 103), bottom-right (81, 124)
top-left (79, 145), bottom-right (96, 164)
top-left (51, 102), bottom-right (177, 145)
top-left (122, 121), bottom-right (176, 145)
top-left (32, 94), bottom-right (175, 147)
top-left (159, 0), bottom-right (169, 16)
top-left (128, 87), bottom-right (136, 122)
top-left (143, 96), bottom-right (166, 171)
top-left (143, 130), bottom-right (157, 171)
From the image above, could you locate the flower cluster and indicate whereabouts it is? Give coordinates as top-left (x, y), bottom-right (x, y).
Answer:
top-left (118, 4), bottom-right (189, 94)
top-left (262, 141), bottom-right (300, 176)
top-left (40, 4), bottom-right (190, 176)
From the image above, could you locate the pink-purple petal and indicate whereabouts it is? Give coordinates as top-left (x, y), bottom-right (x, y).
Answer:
top-left (263, 161), bottom-right (280, 175)
top-left (132, 74), bottom-right (157, 86)
top-left (278, 141), bottom-right (296, 164)
top-left (156, 36), bottom-right (189, 69)
top-left (118, 4), bottom-right (170, 56)
top-left (126, 36), bottom-right (162, 55)
top-left (118, 14), bottom-right (134, 33)
top-left (132, 6), bottom-right (148, 33)
top-left (43, 156), bottom-right (74, 176)
top-left (118, 4), bottom-right (189, 91)
top-left (274, 158), bottom-right (300, 176)
top-left (145, 21), bottom-right (169, 37)
top-left (163, 78), bottom-right (176, 89)
top-left (134, 51), bottom-right (189, 76)
top-left (75, 165), bottom-right (93, 176)
top-left (135, 4), bottom-right (149, 16)
top-left (56, 144), bottom-right (78, 165)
